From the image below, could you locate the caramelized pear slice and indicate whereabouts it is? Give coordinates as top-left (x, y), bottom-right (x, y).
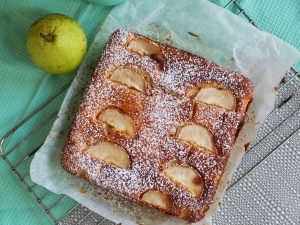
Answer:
top-left (87, 142), bottom-right (131, 168)
top-left (194, 87), bottom-right (236, 110)
top-left (178, 124), bottom-right (217, 153)
top-left (127, 38), bottom-right (160, 56)
top-left (141, 190), bottom-right (172, 211)
top-left (127, 38), bottom-right (164, 70)
top-left (97, 107), bottom-right (135, 137)
top-left (109, 67), bottom-right (151, 93)
top-left (164, 165), bottom-right (204, 197)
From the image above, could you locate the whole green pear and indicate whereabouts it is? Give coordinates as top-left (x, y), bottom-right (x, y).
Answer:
top-left (27, 13), bottom-right (87, 74)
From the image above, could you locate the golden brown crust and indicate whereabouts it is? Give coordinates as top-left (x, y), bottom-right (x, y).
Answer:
top-left (61, 29), bottom-right (254, 223)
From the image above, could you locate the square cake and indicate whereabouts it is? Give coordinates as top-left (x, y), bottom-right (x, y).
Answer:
top-left (61, 29), bottom-right (254, 223)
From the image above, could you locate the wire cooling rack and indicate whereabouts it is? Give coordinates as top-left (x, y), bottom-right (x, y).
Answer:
top-left (1, 0), bottom-right (300, 224)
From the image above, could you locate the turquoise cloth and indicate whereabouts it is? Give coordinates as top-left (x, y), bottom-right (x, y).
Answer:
top-left (0, 0), bottom-right (299, 224)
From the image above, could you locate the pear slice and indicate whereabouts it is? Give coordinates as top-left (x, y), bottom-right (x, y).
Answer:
top-left (86, 142), bottom-right (131, 169)
top-left (127, 38), bottom-right (164, 70)
top-left (127, 38), bottom-right (160, 56)
top-left (178, 124), bottom-right (217, 153)
top-left (97, 107), bottom-right (135, 137)
top-left (141, 190), bottom-right (172, 211)
top-left (194, 87), bottom-right (236, 110)
top-left (164, 165), bottom-right (204, 197)
top-left (109, 67), bottom-right (151, 93)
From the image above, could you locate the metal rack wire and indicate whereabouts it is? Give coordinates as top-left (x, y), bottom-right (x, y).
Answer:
top-left (1, 0), bottom-right (299, 224)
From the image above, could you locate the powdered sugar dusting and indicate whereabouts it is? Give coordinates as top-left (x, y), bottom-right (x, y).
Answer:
top-left (61, 29), bottom-right (254, 223)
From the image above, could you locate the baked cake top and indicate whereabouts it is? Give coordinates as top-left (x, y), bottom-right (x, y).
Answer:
top-left (61, 29), bottom-right (254, 223)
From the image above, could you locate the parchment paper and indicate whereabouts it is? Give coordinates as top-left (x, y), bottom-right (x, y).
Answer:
top-left (30, 0), bottom-right (300, 224)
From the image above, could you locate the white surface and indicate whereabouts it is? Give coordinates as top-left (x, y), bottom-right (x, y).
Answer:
top-left (30, 0), bottom-right (300, 224)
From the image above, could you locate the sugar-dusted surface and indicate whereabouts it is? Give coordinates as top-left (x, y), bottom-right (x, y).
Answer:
top-left (61, 29), bottom-right (254, 223)
top-left (92, 29), bottom-right (254, 112)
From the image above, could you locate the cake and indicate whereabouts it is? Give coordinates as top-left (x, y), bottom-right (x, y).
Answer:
top-left (61, 29), bottom-right (254, 222)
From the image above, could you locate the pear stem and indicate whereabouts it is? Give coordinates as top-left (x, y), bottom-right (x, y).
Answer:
top-left (40, 32), bottom-right (54, 42)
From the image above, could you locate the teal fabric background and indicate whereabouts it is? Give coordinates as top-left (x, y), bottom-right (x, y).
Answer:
top-left (0, 0), bottom-right (299, 224)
